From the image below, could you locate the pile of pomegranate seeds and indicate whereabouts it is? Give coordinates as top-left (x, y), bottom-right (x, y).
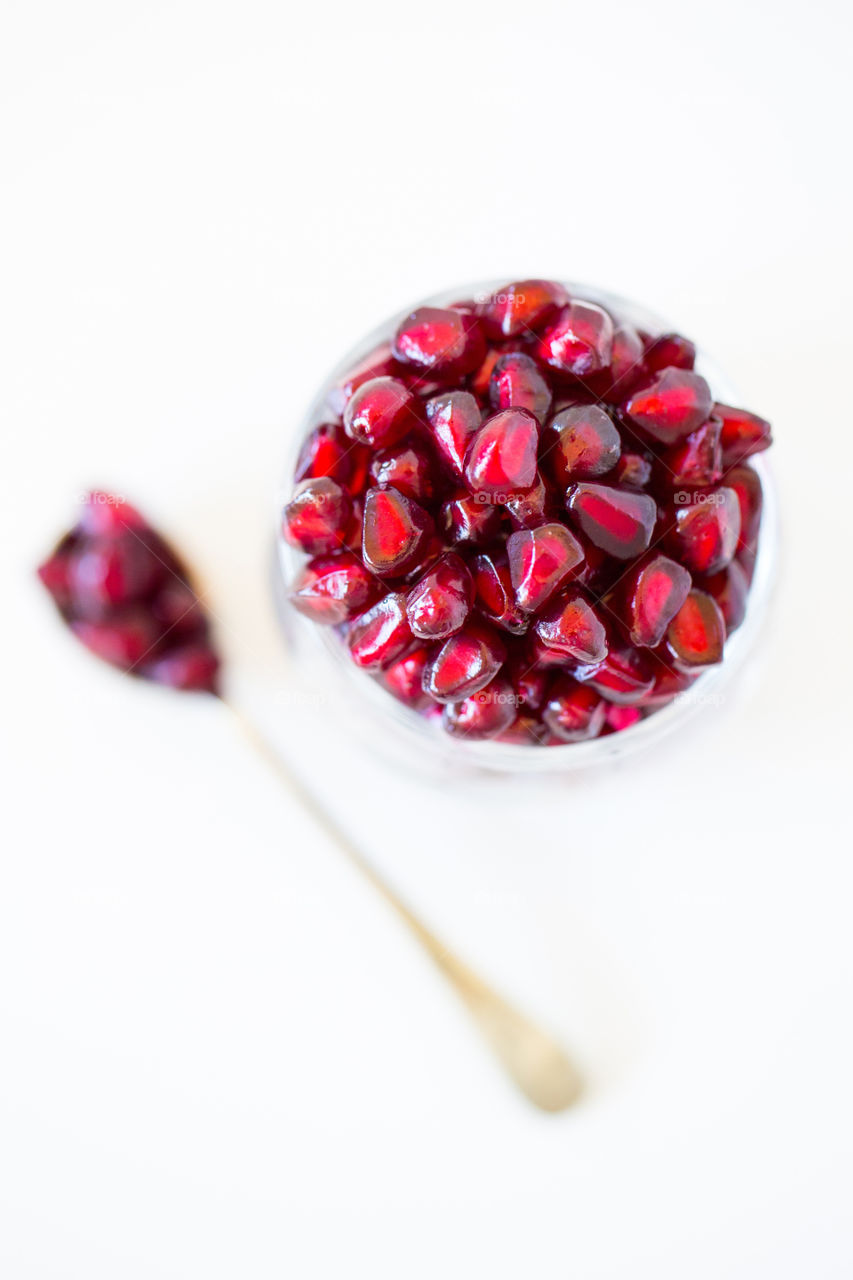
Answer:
top-left (37, 492), bottom-right (220, 693)
top-left (284, 281), bottom-right (771, 743)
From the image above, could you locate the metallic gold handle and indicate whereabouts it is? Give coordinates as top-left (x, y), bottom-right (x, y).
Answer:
top-left (225, 700), bottom-right (582, 1113)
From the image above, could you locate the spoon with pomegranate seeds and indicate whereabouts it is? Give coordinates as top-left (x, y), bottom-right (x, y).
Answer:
top-left (37, 491), bottom-right (582, 1113)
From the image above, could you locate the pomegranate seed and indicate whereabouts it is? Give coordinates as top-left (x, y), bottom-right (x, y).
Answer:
top-left (503, 472), bottom-right (555, 530)
top-left (444, 675), bottom-right (517, 739)
top-left (295, 422), bottom-right (359, 488)
top-left (534, 592), bottom-right (608, 665)
top-left (725, 464), bottom-right (763, 553)
top-left (671, 487), bottom-right (740, 574)
top-left (379, 645), bottom-right (432, 708)
top-left (70, 609), bottom-right (161, 671)
top-left (361, 485), bottom-right (435, 577)
top-left (613, 450), bottom-right (653, 490)
top-left (489, 351), bottom-right (552, 421)
top-left (575, 646), bottom-right (654, 705)
top-left (666, 590), bottom-right (726, 669)
top-left (439, 492), bottom-right (504, 546)
top-left (406, 552), bottom-right (473, 640)
top-left (661, 416), bottom-right (723, 488)
top-left (507, 656), bottom-right (550, 713)
top-left (542, 677), bottom-right (606, 742)
top-left (587, 322), bottom-right (646, 402)
top-left (68, 536), bottom-right (163, 617)
top-left (622, 368), bottom-right (713, 443)
top-left (623, 554), bottom-right (692, 648)
top-left (347, 593), bottom-right (413, 669)
top-left (326, 342), bottom-right (397, 416)
top-left (605, 704), bottom-right (642, 732)
top-left (643, 333), bottom-right (696, 373)
top-left (392, 307), bottom-right (485, 381)
top-left (77, 492), bottom-right (147, 538)
top-left (545, 404), bottom-right (622, 486)
top-left (282, 477), bottom-right (352, 555)
top-left (641, 649), bottom-right (698, 706)
top-left (343, 376), bottom-right (420, 449)
top-left (369, 439), bottom-right (437, 504)
top-left (288, 553), bottom-right (377, 624)
top-left (715, 403), bottom-right (772, 468)
top-left (471, 552), bottom-right (529, 635)
top-left (424, 390), bottom-right (481, 478)
top-left (507, 522), bottom-right (584, 613)
top-left (536, 301), bottom-right (614, 380)
top-left (566, 483), bottom-right (657, 559)
top-left (422, 619), bottom-right (507, 703)
top-left (141, 643), bottom-right (220, 693)
top-left (524, 631), bottom-right (577, 668)
top-left (464, 408), bottom-right (539, 499)
top-left (703, 559), bottom-right (749, 634)
top-left (477, 279), bottom-right (569, 339)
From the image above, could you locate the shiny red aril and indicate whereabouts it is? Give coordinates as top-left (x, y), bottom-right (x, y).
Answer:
top-left (68, 536), bottom-right (163, 616)
top-left (666, 590), bottom-right (726, 669)
top-left (661, 416), bottom-right (723, 488)
top-left (361, 485), bottom-right (434, 577)
top-left (406, 552), bottom-right (472, 639)
top-left (613, 450), bottom-right (653, 490)
top-left (623, 368), bottom-right (713, 443)
top-left (503, 472), bottom-right (554, 529)
top-left (471, 552), bottom-right (529, 635)
top-left (489, 352), bottom-right (552, 421)
top-left (380, 645), bottom-right (432, 708)
top-left (326, 342), bottom-right (397, 416)
top-left (671, 487), bottom-right (740, 574)
top-left (536, 301), bottom-right (614, 379)
top-left (424, 390), bottom-right (481, 478)
top-left (725, 464), bottom-right (763, 553)
top-left (288, 553), bottom-right (376, 624)
top-left (294, 421), bottom-right (359, 488)
top-left (507, 523), bottom-right (584, 613)
top-left (566, 483), bottom-right (657, 559)
top-left (282, 477), bottom-right (352, 555)
top-left (605, 704), bottom-right (642, 733)
top-left (534, 591), bottom-right (608, 665)
top-left (444, 675), bottom-right (517, 740)
top-left (141, 642), bottom-right (220, 693)
top-left (715, 403), bottom-right (772, 468)
top-left (369, 439), bottom-right (437, 503)
top-left (643, 333), bottom-right (696, 373)
top-left (70, 609), bottom-right (161, 671)
top-left (703, 560), bottom-right (749, 633)
top-left (439, 492), bottom-right (504, 546)
top-left (477, 279), bottom-right (568, 339)
top-left (623, 554), bottom-right (692, 648)
top-left (575, 646), bottom-right (654, 705)
top-left (422, 619), bottom-right (506, 703)
top-left (464, 408), bottom-right (539, 499)
top-left (507, 656), bottom-right (550, 713)
top-left (587, 321), bottom-right (646, 402)
top-left (542, 677), bottom-right (606, 743)
top-left (546, 405), bottom-right (622, 485)
top-left (392, 307), bottom-right (485, 381)
top-left (343, 377), bottom-right (420, 448)
top-left (347, 593), bottom-right (413, 670)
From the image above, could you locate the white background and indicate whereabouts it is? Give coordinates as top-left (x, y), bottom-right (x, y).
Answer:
top-left (2, 1), bottom-right (852, 1276)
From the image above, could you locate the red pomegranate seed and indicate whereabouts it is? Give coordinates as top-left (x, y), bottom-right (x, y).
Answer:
top-left (424, 390), bottom-right (481, 478)
top-left (725, 464), bottom-right (763, 553)
top-left (361, 485), bottom-right (435, 577)
top-left (503, 472), bottom-right (554, 529)
top-left (566, 483), bottom-right (657, 559)
top-left (406, 552), bottom-right (473, 640)
top-left (326, 342), bottom-right (397, 416)
top-left (536, 300), bottom-right (614, 379)
top-left (379, 645), bottom-right (432, 709)
top-left (671, 487), bottom-right (741, 574)
top-left (507, 656), bottom-right (550, 713)
top-left (534, 591), bottom-right (608, 665)
top-left (605, 704), bottom-right (642, 732)
top-left (640, 649), bottom-right (698, 706)
top-left (294, 422), bottom-right (359, 488)
top-left (392, 307), bottom-right (485, 381)
top-left (546, 404), bottom-right (622, 486)
top-left (489, 351), bottom-right (553, 421)
top-left (471, 552), bottom-right (529, 635)
top-left (524, 631), bottom-right (577, 668)
top-left (444, 675), bottom-right (518, 740)
top-left (715, 403), bottom-right (772, 468)
top-left (542, 677), bottom-right (606, 742)
top-left (507, 522), bottom-right (584, 613)
top-left (703, 559), bottom-right (749, 633)
top-left (643, 333), bottom-right (696, 373)
top-left (141, 642), bottom-right (220, 693)
top-left (288, 553), bottom-right (377, 624)
top-left (282, 477), bottom-right (352, 555)
top-left (613, 450), bottom-right (653, 490)
top-left (575, 646), bottom-right (654, 705)
top-left (622, 368), bottom-right (713, 443)
top-left (661, 416), bottom-right (723, 488)
top-left (464, 408), bottom-right (539, 499)
top-left (343, 376), bottom-right (421, 449)
top-left (587, 322), bottom-right (646, 402)
top-left (439, 492), bottom-right (504, 546)
top-left (70, 609), bottom-right (161, 671)
top-left (369, 439), bottom-right (437, 504)
top-left (68, 536), bottom-right (163, 617)
top-left (422, 619), bottom-right (507, 703)
top-left (77, 492), bottom-right (147, 538)
top-left (623, 554), bottom-right (692, 648)
top-left (477, 279), bottom-right (568, 339)
top-left (347, 593), bottom-right (413, 670)
top-left (666, 589), bottom-right (726, 669)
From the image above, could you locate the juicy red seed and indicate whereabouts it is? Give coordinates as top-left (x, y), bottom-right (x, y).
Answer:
top-left (566, 483), bottom-right (657, 560)
top-left (503, 472), bottom-right (554, 530)
top-left (77, 492), bottom-right (147, 538)
top-left (406, 552), bottom-right (473, 640)
top-left (348, 593), bottom-right (413, 670)
top-left (661, 416), bottom-right (723, 488)
top-left (471, 552), bottom-right (529, 635)
top-left (624, 554), bottom-right (692, 648)
top-left (507, 523), bottom-right (584, 613)
top-left (536, 301), bottom-right (615, 379)
top-left (622, 368), bottom-right (713, 443)
top-left (443, 675), bottom-right (518, 740)
top-left (577, 646), bottom-right (655, 705)
top-left (326, 342), bottom-right (397, 417)
top-left (68, 536), bottom-right (163, 616)
top-left (643, 333), bottom-right (696, 373)
top-left (424, 390), bottom-right (481, 478)
top-left (361, 485), bottom-right (434, 577)
top-left (469, 347), bottom-right (504, 401)
top-left (715, 402), bottom-right (773, 468)
top-left (477, 279), bottom-right (569, 339)
top-left (288, 553), bottom-right (377, 624)
top-left (666, 590), bottom-right (726, 669)
top-left (671, 487), bottom-right (741, 574)
top-left (703, 560), bottom-right (749, 634)
top-left (605, 704), bottom-right (642, 732)
top-left (464, 408), bottom-right (539, 499)
top-left (546, 405), bottom-right (622, 485)
top-left (392, 307), bottom-right (485, 381)
top-left (542, 677), bottom-right (606, 743)
top-left (595, 322), bottom-right (647, 400)
top-left (422, 620), bottom-right (507, 703)
top-left (641, 649), bottom-right (698, 706)
top-left (534, 592), bottom-right (608, 665)
top-left (439, 492), bottom-right (504, 546)
top-left (70, 609), bottom-right (162, 671)
top-left (725, 464), bottom-right (763, 552)
top-left (369, 439), bottom-right (437, 503)
top-left (282, 477), bottom-right (352, 555)
top-left (525, 631), bottom-right (577, 668)
top-left (343, 376), bottom-right (420, 448)
top-left (141, 643), bottom-right (220, 694)
top-left (489, 351), bottom-right (553, 421)
top-left (294, 422), bottom-right (358, 487)
top-left (380, 645), bottom-right (432, 708)
top-left (507, 657), bottom-right (550, 713)
top-left (613, 451), bottom-right (653, 489)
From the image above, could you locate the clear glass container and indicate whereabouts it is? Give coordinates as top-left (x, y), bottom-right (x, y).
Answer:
top-left (274, 280), bottom-right (778, 777)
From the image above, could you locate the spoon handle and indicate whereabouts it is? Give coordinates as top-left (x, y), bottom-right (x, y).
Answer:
top-left (225, 700), bottom-right (582, 1113)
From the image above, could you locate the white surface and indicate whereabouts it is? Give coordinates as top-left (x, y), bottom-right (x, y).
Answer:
top-left (1, 2), bottom-right (852, 1276)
